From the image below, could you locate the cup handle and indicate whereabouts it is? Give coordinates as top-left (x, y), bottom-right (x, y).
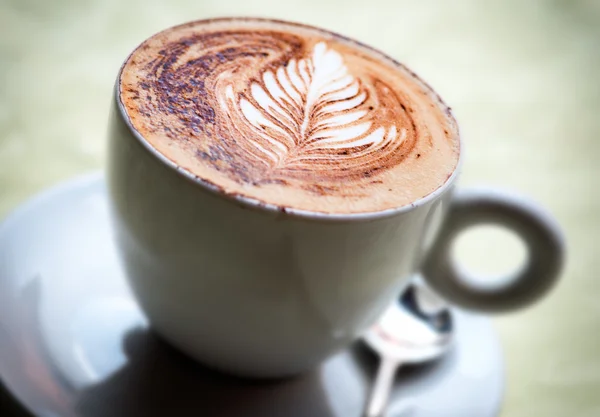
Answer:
top-left (421, 187), bottom-right (565, 313)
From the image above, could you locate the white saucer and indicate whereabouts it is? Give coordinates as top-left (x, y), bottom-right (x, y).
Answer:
top-left (0, 173), bottom-right (504, 417)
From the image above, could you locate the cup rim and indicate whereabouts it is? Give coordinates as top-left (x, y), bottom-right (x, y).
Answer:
top-left (114, 16), bottom-right (464, 222)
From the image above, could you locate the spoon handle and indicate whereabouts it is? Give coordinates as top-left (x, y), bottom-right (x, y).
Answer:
top-left (365, 357), bottom-right (400, 417)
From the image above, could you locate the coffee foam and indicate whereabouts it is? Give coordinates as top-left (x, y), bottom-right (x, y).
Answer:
top-left (119, 18), bottom-right (460, 214)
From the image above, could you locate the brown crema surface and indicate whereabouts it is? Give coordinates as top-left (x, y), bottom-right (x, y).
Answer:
top-left (119, 18), bottom-right (460, 214)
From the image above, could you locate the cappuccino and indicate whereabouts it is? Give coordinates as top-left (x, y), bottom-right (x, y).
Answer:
top-left (119, 18), bottom-right (459, 213)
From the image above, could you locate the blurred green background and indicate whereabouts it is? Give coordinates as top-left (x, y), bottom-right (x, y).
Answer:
top-left (1, 0), bottom-right (599, 416)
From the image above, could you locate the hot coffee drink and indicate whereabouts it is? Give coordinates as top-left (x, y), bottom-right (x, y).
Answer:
top-left (110, 18), bottom-right (562, 377)
top-left (119, 18), bottom-right (460, 213)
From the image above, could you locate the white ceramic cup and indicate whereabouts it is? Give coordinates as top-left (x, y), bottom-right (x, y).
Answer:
top-left (107, 49), bottom-right (564, 380)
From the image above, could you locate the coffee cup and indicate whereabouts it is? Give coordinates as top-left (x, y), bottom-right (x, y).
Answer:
top-left (107, 18), bottom-right (564, 378)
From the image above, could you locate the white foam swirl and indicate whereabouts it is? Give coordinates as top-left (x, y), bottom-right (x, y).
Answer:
top-left (222, 42), bottom-right (406, 168)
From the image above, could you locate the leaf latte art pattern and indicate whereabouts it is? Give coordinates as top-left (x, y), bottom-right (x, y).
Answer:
top-left (121, 26), bottom-right (430, 196)
top-left (220, 42), bottom-right (411, 180)
top-left (120, 20), bottom-right (460, 212)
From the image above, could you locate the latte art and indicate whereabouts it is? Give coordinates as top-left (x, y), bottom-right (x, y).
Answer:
top-left (119, 19), bottom-right (460, 213)
top-left (221, 42), bottom-right (410, 180)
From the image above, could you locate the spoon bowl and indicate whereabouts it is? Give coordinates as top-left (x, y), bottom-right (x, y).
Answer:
top-left (362, 280), bottom-right (454, 417)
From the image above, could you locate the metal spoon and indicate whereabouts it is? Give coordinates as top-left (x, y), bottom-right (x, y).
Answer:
top-left (362, 280), bottom-right (454, 417)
